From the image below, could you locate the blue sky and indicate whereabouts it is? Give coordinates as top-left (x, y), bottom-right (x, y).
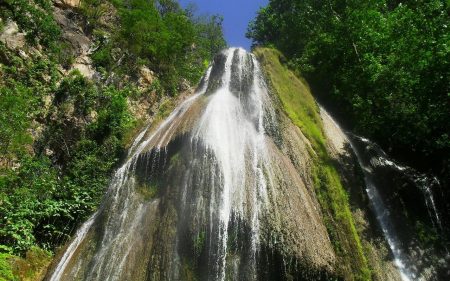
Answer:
top-left (178, 0), bottom-right (268, 50)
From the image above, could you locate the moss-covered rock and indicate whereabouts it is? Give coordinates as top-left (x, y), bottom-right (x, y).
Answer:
top-left (0, 247), bottom-right (52, 281)
top-left (254, 47), bottom-right (371, 281)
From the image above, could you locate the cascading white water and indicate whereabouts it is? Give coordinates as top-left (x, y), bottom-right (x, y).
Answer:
top-left (191, 48), bottom-right (271, 280)
top-left (48, 48), bottom-right (280, 281)
top-left (49, 64), bottom-right (212, 281)
top-left (356, 137), bottom-right (444, 233)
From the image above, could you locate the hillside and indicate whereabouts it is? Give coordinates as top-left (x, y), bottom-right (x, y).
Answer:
top-left (0, 0), bottom-right (225, 279)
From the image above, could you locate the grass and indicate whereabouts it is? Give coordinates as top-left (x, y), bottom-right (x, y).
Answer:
top-left (0, 247), bottom-right (52, 281)
top-left (0, 253), bottom-right (15, 281)
top-left (254, 47), bottom-right (371, 281)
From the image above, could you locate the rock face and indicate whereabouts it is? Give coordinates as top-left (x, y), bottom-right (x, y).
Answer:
top-left (52, 6), bottom-right (97, 78)
top-left (45, 48), bottom-right (336, 281)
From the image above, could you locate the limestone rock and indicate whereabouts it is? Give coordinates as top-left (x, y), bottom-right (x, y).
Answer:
top-left (53, 0), bottom-right (81, 9)
top-left (72, 55), bottom-right (96, 78)
top-left (53, 7), bottom-right (98, 79)
top-left (179, 78), bottom-right (191, 91)
top-left (0, 21), bottom-right (26, 50)
top-left (138, 66), bottom-right (155, 90)
top-left (53, 7), bottom-right (90, 57)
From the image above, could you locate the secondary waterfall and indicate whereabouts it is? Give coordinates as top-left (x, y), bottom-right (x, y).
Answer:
top-left (46, 48), bottom-right (336, 281)
top-left (320, 107), bottom-right (448, 281)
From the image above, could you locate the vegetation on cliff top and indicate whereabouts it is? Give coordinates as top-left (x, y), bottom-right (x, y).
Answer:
top-left (87, 0), bottom-right (226, 94)
top-left (248, 0), bottom-right (450, 195)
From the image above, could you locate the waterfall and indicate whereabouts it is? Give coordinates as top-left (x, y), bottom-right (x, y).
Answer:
top-left (349, 135), bottom-right (415, 281)
top-left (47, 47), bottom-right (447, 281)
top-left (47, 48), bottom-right (337, 281)
top-left (320, 107), bottom-right (449, 281)
top-left (48, 67), bottom-right (211, 281)
top-left (188, 48), bottom-right (272, 280)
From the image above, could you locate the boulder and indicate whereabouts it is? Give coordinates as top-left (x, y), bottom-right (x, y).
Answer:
top-left (138, 66), bottom-right (155, 90)
top-left (72, 55), bottom-right (96, 78)
top-left (0, 21), bottom-right (26, 50)
top-left (53, 0), bottom-right (81, 9)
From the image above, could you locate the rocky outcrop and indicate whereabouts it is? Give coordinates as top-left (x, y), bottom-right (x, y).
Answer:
top-left (53, 6), bottom-right (97, 78)
top-left (320, 107), bottom-right (403, 281)
top-left (138, 66), bottom-right (155, 91)
top-left (72, 55), bottom-right (96, 78)
top-left (321, 106), bottom-right (450, 280)
top-left (0, 20), bottom-right (26, 50)
top-left (53, 0), bottom-right (81, 9)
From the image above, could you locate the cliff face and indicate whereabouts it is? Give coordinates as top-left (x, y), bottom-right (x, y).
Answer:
top-left (44, 48), bottom-right (339, 281)
top-left (0, 2), bottom-right (194, 280)
top-left (45, 46), bottom-right (447, 281)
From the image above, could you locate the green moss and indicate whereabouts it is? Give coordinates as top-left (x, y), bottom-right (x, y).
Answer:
top-left (254, 48), bottom-right (326, 154)
top-left (181, 258), bottom-right (199, 281)
top-left (415, 221), bottom-right (439, 247)
top-left (0, 253), bottom-right (16, 281)
top-left (193, 230), bottom-right (206, 256)
top-left (255, 47), bottom-right (371, 281)
top-left (123, 118), bottom-right (146, 149)
top-left (0, 247), bottom-right (52, 281)
top-left (136, 181), bottom-right (159, 201)
top-left (169, 152), bottom-right (182, 169)
top-left (157, 99), bottom-right (176, 120)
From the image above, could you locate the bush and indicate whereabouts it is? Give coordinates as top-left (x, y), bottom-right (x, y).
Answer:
top-left (0, 69), bottom-right (135, 255)
top-left (0, 0), bottom-right (61, 49)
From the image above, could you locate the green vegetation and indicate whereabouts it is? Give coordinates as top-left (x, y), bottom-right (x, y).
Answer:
top-left (0, 67), bottom-right (135, 254)
top-left (0, 0), bottom-right (61, 50)
top-left (193, 230), bottom-right (205, 256)
top-left (0, 247), bottom-right (52, 281)
top-left (248, 0), bottom-right (449, 197)
top-left (88, 0), bottom-right (226, 94)
top-left (0, 0), bottom-right (226, 278)
top-left (255, 48), bottom-right (370, 281)
top-left (136, 182), bottom-right (160, 200)
top-left (181, 258), bottom-right (199, 281)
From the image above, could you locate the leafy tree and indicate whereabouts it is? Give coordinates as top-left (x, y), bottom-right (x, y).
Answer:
top-left (248, 0), bottom-right (450, 191)
top-left (0, 0), bottom-right (61, 49)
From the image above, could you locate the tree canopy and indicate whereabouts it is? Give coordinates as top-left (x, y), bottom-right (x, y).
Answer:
top-left (248, 0), bottom-right (449, 187)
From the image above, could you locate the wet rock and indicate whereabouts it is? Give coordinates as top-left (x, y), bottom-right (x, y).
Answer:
top-left (45, 48), bottom-right (337, 281)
